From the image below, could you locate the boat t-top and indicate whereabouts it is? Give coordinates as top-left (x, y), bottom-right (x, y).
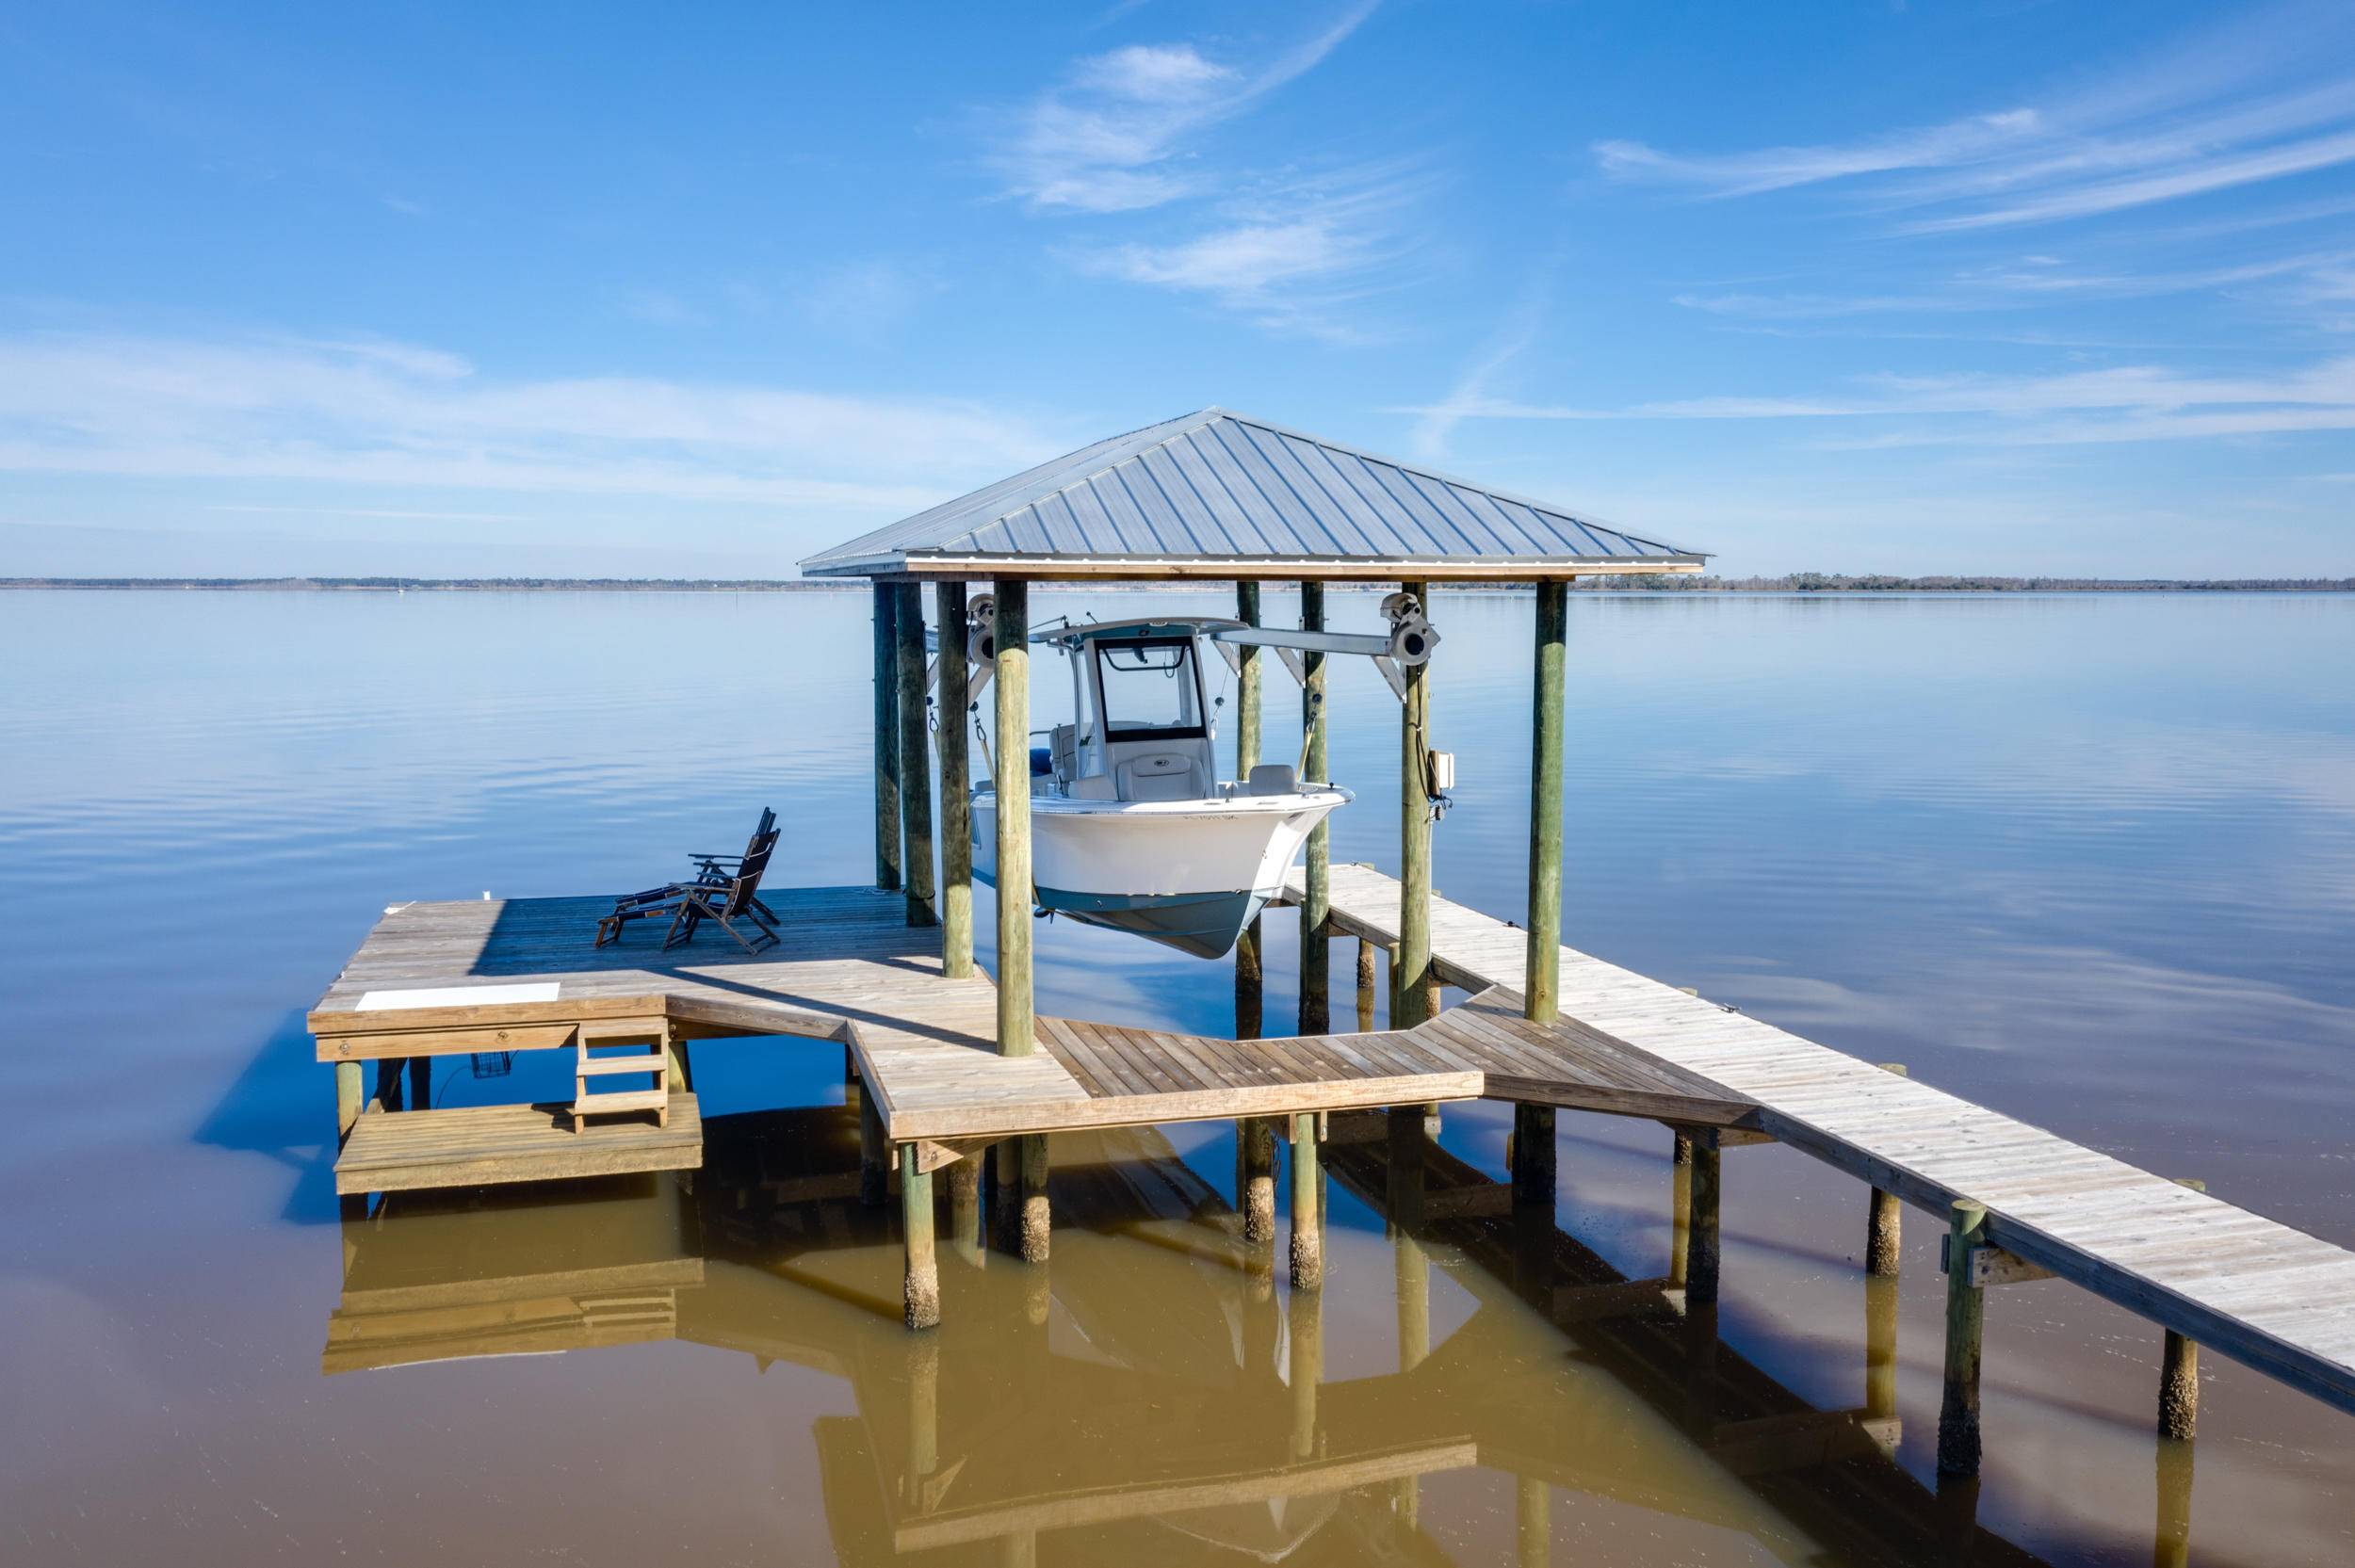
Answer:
top-left (967, 598), bottom-right (1439, 960)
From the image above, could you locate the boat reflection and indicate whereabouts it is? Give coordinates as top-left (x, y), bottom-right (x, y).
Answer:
top-left (326, 1106), bottom-right (2072, 1566)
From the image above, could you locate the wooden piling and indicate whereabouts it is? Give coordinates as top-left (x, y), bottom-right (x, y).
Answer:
top-left (1290, 1112), bottom-right (1324, 1290)
top-left (894, 581), bottom-right (938, 927)
top-left (860, 1091), bottom-right (888, 1208)
top-left (404, 1056), bottom-right (430, 1110)
top-left (1938, 1200), bottom-right (1989, 1477)
top-left (1234, 582), bottom-right (1263, 1039)
top-left (1668, 1129), bottom-right (1694, 1293)
top-left (663, 1034), bottom-right (691, 1094)
top-left (334, 1060), bottom-right (363, 1143)
top-left (873, 582), bottom-right (902, 893)
top-left (1867, 1063), bottom-right (1908, 1275)
top-left (1385, 1106), bottom-right (1428, 1235)
top-left (2160, 1177), bottom-right (2207, 1439)
top-left (946, 1152), bottom-right (983, 1267)
top-left (901, 1145), bottom-right (939, 1330)
top-left (1299, 582), bottom-right (1331, 1032)
top-left (1525, 579), bottom-right (1566, 1024)
top-left (1688, 1130), bottom-right (1722, 1306)
top-left (936, 580), bottom-right (973, 971)
top-left (372, 1058), bottom-right (402, 1113)
top-left (1238, 1117), bottom-right (1277, 1246)
top-left (1015, 1132), bottom-right (1049, 1265)
top-left (1397, 580), bottom-right (1436, 1027)
top-left (1510, 1103), bottom-right (1556, 1210)
top-left (1356, 938), bottom-right (1376, 1033)
top-left (993, 579), bottom-right (1033, 1056)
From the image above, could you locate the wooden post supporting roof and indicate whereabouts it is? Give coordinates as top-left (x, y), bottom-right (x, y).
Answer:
top-left (1525, 580), bottom-right (1566, 1024)
top-left (1234, 581), bottom-right (1263, 1040)
top-left (993, 580), bottom-right (1032, 1057)
top-left (935, 581), bottom-right (973, 978)
top-left (1397, 580), bottom-right (1437, 1028)
top-left (872, 583), bottom-right (901, 893)
top-left (1299, 582), bottom-right (1331, 1033)
top-left (894, 581), bottom-right (936, 928)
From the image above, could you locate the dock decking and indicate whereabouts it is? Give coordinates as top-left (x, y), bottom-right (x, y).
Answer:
top-left (311, 871), bottom-right (2355, 1417)
top-left (1291, 861), bottom-right (2355, 1418)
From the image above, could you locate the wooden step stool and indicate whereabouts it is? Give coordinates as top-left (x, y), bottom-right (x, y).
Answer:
top-left (572, 1024), bottom-right (670, 1132)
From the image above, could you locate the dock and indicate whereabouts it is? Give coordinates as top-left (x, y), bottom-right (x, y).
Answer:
top-left (310, 406), bottom-right (2355, 1527)
top-left (313, 866), bottom-right (2355, 1426)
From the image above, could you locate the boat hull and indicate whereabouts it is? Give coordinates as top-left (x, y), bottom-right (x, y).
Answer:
top-left (972, 787), bottom-right (1349, 959)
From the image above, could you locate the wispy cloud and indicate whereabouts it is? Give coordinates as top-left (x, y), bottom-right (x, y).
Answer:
top-left (1595, 4), bottom-right (2355, 232)
top-left (1069, 155), bottom-right (1433, 336)
top-left (1390, 355), bottom-right (2355, 448)
top-left (0, 331), bottom-right (1062, 510)
top-left (991, 6), bottom-right (1377, 214)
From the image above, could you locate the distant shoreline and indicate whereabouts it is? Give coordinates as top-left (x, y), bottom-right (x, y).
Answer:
top-left (5, 574), bottom-right (2351, 594)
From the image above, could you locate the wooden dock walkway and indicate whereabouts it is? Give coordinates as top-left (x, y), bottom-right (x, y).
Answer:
top-left (1291, 861), bottom-right (2355, 1419)
top-left (311, 872), bottom-right (2355, 1419)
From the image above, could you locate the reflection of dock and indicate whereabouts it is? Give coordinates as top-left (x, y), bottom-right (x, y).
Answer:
top-left (322, 1107), bottom-right (2086, 1565)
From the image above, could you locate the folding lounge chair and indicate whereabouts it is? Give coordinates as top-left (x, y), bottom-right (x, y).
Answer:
top-left (595, 818), bottom-right (781, 952)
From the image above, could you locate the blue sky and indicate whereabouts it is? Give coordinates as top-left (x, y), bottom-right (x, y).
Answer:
top-left (4, 0), bottom-right (2352, 576)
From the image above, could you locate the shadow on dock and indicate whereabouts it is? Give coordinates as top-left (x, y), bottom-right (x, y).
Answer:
top-left (321, 1105), bottom-right (2187, 1566)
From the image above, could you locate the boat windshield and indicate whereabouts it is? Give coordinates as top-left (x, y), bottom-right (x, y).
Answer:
top-left (1094, 637), bottom-right (1206, 740)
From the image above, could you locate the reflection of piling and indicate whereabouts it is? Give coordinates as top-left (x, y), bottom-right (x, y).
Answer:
top-left (1289, 1113), bottom-right (1324, 1290)
top-left (2153, 1434), bottom-right (2195, 1568)
top-left (1935, 1471), bottom-right (1982, 1568)
top-left (1865, 1273), bottom-right (1900, 1431)
top-left (1298, 582), bottom-right (1331, 1033)
top-left (1938, 1201), bottom-right (1989, 1477)
top-left (1516, 1476), bottom-right (1551, 1568)
top-left (902, 1333), bottom-right (938, 1507)
top-left (1288, 1277), bottom-right (1323, 1463)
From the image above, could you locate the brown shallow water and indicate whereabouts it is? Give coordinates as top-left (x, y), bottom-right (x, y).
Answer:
top-left (3, 588), bottom-right (2352, 1564)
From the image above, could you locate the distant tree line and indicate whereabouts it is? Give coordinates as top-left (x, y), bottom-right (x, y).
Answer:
top-left (5, 574), bottom-right (2351, 593)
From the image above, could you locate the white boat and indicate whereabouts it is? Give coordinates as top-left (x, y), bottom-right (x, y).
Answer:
top-left (973, 618), bottom-right (1350, 959)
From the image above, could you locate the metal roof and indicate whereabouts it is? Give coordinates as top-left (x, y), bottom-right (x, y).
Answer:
top-left (800, 408), bottom-right (1706, 580)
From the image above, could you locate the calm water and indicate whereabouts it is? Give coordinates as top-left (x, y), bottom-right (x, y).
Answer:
top-left (3, 588), bottom-right (2352, 1566)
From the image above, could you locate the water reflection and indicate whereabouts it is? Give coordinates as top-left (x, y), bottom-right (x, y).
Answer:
top-left (324, 1107), bottom-right (2088, 1566)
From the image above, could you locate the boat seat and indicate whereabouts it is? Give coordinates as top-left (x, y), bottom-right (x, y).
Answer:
top-left (1117, 752), bottom-right (1209, 801)
top-left (1247, 763), bottom-right (1297, 796)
